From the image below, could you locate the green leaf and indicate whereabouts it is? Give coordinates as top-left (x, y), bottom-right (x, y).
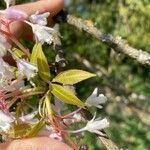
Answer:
top-left (31, 43), bottom-right (51, 82)
top-left (51, 84), bottom-right (85, 107)
top-left (30, 43), bottom-right (39, 64)
top-left (52, 69), bottom-right (96, 85)
top-left (12, 48), bottom-right (25, 58)
top-left (27, 120), bottom-right (45, 137)
top-left (8, 123), bottom-right (32, 138)
top-left (44, 91), bottom-right (53, 116)
top-left (37, 58), bottom-right (51, 82)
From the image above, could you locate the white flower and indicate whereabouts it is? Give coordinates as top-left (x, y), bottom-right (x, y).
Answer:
top-left (72, 113), bottom-right (109, 136)
top-left (0, 58), bottom-right (15, 92)
top-left (0, 58), bottom-right (24, 92)
top-left (32, 25), bottom-right (54, 44)
top-left (24, 21), bottom-right (54, 45)
top-left (4, 0), bottom-right (15, 8)
top-left (63, 113), bottom-right (84, 125)
top-left (29, 11), bottom-right (50, 26)
top-left (10, 79), bottom-right (25, 90)
top-left (4, 8), bottom-right (27, 21)
top-left (53, 97), bottom-right (64, 115)
top-left (19, 111), bottom-right (38, 123)
top-left (16, 59), bottom-right (38, 80)
top-left (0, 110), bottom-right (15, 132)
top-left (1, 79), bottom-right (25, 92)
top-left (0, 58), bottom-right (14, 80)
top-left (86, 88), bottom-right (107, 109)
top-left (0, 33), bottom-right (11, 57)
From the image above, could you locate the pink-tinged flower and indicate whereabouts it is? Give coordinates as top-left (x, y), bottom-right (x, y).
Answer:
top-left (19, 111), bottom-right (38, 124)
top-left (86, 88), bottom-right (107, 109)
top-left (16, 59), bottom-right (38, 80)
top-left (0, 33), bottom-right (11, 57)
top-left (38, 125), bottom-right (54, 137)
top-left (63, 113), bottom-right (84, 125)
top-left (72, 113), bottom-right (109, 136)
top-left (0, 58), bottom-right (15, 92)
top-left (49, 132), bottom-right (63, 141)
top-left (0, 56), bottom-right (24, 92)
top-left (32, 25), bottom-right (54, 44)
top-left (3, 7), bottom-right (28, 21)
top-left (24, 21), bottom-right (54, 45)
top-left (0, 95), bottom-right (7, 112)
top-left (29, 11), bottom-right (50, 26)
top-left (0, 102), bottom-right (6, 112)
top-left (53, 97), bottom-right (64, 115)
top-left (0, 110), bottom-right (14, 132)
top-left (10, 79), bottom-right (25, 91)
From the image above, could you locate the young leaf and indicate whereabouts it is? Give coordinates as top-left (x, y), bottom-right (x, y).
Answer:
top-left (51, 84), bottom-right (85, 107)
top-left (31, 43), bottom-right (51, 82)
top-left (52, 69), bottom-right (96, 85)
top-left (44, 91), bottom-right (53, 116)
top-left (8, 123), bottom-right (32, 138)
top-left (27, 120), bottom-right (45, 137)
top-left (12, 48), bottom-right (25, 58)
top-left (30, 43), bottom-right (39, 64)
top-left (37, 57), bottom-right (51, 82)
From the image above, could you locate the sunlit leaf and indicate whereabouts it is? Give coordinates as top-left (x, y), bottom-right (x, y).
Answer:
top-left (51, 84), bottom-right (85, 107)
top-left (12, 48), bottom-right (25, 58)
top-left (52, 69), bottom-right (96, 85)
top-left (8, 123), bottom-right (32, 138)
top-left (30, 43), bottom-right (51, 82)
top-left (27, 120), bottom-right (45, 137)
top-left (30, 43), bottom-right (39, 64)
top-left (44, 91), bottom-right (53, 116)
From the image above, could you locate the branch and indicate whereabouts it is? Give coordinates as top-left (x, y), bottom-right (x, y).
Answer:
top-left (54, 10), bottom-right (150, 66)
top-left (53, 24), bottom-right (67, 67)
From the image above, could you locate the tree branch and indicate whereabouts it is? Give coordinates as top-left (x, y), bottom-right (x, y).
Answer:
top-left (54, 10), bottom-right (150, 66)
top-left (53, 24), bottom-right (67, 67)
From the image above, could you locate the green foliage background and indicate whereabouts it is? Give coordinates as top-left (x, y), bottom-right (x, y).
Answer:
top-left (0, 0), bottom-right (150, 149)
top-left (63, 1), bottom-right (150, 149)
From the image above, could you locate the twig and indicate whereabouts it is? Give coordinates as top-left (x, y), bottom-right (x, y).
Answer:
top-left (0, 29), bottom-right (30, 57)
top-left (54, 10), bottom-right (150, 66)
top-left (98, 136), bottom-right (119, 150)
top-left (73, 53), bottom-right (108, 76)
top-left (52, 24), bottom-right (67, 67)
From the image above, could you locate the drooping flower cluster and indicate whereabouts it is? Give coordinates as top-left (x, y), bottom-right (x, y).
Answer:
top-left (0, 0), bottom-right (109, 148)
top-left (72, 113), bottom-right (109, 136)
top-left (0, 0), bottom-right (54, 132)
top-left (25, 12), bottom-right (54, 44)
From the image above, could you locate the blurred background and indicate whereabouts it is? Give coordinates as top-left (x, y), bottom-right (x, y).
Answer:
top-left (1, 0), bottom-right (150, 149)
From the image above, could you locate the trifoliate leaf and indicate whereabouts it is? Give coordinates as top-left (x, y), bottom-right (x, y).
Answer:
top-left (51, 84), bottom-right (85, 107)
top-left (52, 69), bottom-right (96, 85)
